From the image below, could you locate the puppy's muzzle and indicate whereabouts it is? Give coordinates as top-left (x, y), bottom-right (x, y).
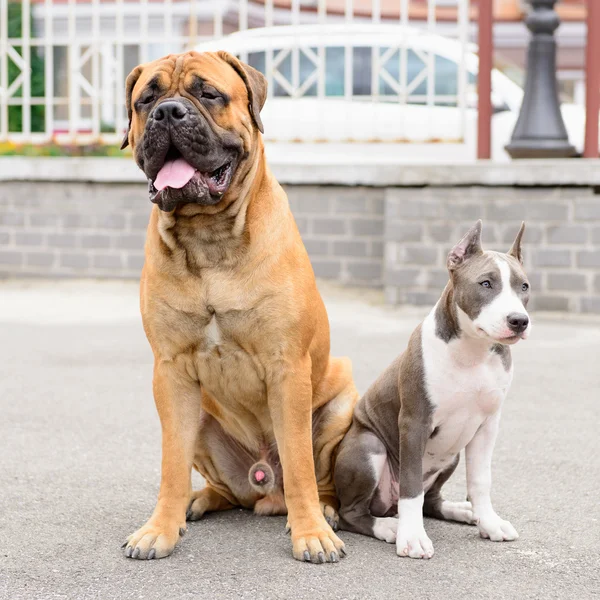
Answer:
top-left (506, 312), bottom-right (529, 334)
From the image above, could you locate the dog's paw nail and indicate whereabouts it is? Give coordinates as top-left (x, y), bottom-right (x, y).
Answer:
top-left (317, 551), bottom-right (325, 564)
top-left (303, 550), bottom-right (310, 562)
top-left (340, 546), bottom-right (347, 557)
top-left (179, 527), bottom-right (186, 537)
top-left (330, 551), bottom-right (339, 563)
top-left (125, 546), bottom-right (133, 558)
top-left (148, 549), bottom-right (156, 560)
top-left (121, 541), bottom-right (128, 549)
top-left (132, 547), bottom-right (140, 559)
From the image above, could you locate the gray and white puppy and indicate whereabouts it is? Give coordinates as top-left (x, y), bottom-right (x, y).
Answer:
top-left (335, 220), bottom-right (530, 559)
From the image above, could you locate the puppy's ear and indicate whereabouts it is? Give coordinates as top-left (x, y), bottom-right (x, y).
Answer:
top-left (218, 51), bottom-right (267, 134)
top-left (121, 65), bottom-right (144, 150)
top-left (508, 221), bottom-right (525, 264)
top-left (447, 219), bottom-right (483, 271)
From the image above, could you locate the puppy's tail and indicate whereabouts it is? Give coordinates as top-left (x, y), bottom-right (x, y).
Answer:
top-left (248, 462), bottom-right (275, 495)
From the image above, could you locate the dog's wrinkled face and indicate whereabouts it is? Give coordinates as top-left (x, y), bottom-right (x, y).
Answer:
top-left (447, 220), bottom-right (531, 345)
top-left (122, 51), bottom-right (267, 212)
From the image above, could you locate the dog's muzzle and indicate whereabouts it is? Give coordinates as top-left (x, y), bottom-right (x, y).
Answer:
top-left (137, 97), bottom-right (242, 212)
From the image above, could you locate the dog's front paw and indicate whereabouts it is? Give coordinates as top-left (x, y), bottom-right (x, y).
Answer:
top-left (396, 523), bottom-right (434, 559)
top-left (123, 518), bottom-right (186, 560)
top-left (285, 501), bottom-right (339, 534)
top-left (477, 515), bottom-right (518, 542)
top-left (291, 518), bottom-right (346, 563)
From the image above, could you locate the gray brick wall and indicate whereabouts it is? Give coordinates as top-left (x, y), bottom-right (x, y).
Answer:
top-left (0, 182), bottom-right (151, 279)
top-left (284, 186), bottom-right (384, 286)
top-left (384, 186), bottom-right (600, 313)
top-left (0, 182), bottom-right (384, 286)
top-left (1, 181), bottom-right (599, 312)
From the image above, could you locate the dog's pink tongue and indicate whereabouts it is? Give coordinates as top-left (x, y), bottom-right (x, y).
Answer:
top-left (154, 158), bottom-right (196, 191)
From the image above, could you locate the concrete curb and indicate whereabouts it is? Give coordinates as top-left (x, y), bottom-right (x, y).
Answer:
top-left (2, 156), bottom-right (600, 186)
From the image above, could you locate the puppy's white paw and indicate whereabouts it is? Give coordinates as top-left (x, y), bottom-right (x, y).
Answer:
top-left (441, 500), bottom-right (477, 525)
top-left (478, 516), bottom-right (518, 542)
top-left (396, 523), bottom-right (434, 559)
top-left (373, 517), bottom-right (398, 544)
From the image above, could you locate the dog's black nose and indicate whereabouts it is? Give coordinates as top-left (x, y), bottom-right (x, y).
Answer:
top-left (153, 101), bottom-right (188, 122)
top-left (507, 312), bottom-right (529, 333)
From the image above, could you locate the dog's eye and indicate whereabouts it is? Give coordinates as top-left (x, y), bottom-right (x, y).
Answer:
top-left (139, 92), bottom-right (156, 105)
top-left (522, 282), bottom-right (529, 292)
top-left (201, 87), bottom-right (221, 100)
top-left (480, 280), bottom-right (492, 289)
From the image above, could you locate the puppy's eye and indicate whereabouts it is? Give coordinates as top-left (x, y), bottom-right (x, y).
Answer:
top-left (522, 282), bottom-right (529, 292)
top-left (480, 280), bottom-right (492, 289)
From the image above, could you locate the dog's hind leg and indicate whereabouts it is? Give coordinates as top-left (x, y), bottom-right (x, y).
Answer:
top-left (191, 403), bottom-right (259, 515)
top-left (335, 424), bottom-right (398, 543)
top-left (254, 491), bottom-right (287, 516)
top-left (186, 486), bottom-right (235, 521)
top-left (312, 357), bottom-right (359, 532)
top-left (423, 454), bottom-right (476, 525)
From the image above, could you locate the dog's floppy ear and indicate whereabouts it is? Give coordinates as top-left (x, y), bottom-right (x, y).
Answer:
top-left (508, 221), bottom-right (525, 264)
top-left (121, 65), bottom-right (144, 150)
top-left (218, 51), bottom-right (267, 134)
top-left (447, 219), bottom-right (483, 271)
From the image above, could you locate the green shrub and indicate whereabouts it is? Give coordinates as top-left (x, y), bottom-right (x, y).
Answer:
top-left (0, 141), bottom-right (130, 157)
top-left (7, 1), bottom-right (45, 133)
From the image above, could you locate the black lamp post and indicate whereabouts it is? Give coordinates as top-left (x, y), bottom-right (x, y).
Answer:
top-left (505, 0), bottom-right (576, 158)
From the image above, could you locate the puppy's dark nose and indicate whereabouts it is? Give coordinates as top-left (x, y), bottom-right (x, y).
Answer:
top-left (153, 101), bottom-right (188, 122)
top-left (507, 312), bottom-right (529, 333)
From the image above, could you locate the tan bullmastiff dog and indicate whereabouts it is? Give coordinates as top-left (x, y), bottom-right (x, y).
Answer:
top-left (120, 51), bottom-right (358, 563)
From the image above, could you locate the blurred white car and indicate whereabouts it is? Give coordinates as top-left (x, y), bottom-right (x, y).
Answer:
top-left (196, 24), bottom-right (585, 161)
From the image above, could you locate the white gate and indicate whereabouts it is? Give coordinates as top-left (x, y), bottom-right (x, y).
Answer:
top-left (0, 0), bottom-right (472, 145)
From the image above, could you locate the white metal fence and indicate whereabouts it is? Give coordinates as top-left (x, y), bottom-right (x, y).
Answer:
top-left (0, 0), bottom-right (471, 145)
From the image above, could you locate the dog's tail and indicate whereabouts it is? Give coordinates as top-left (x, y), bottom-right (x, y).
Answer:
top-left (248, 461), bottom-right (276, 495)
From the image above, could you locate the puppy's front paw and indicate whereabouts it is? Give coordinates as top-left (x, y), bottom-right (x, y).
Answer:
top-left (123, 518), bottom-right (186, 560)
top-left (477, 515), bottom-right (518, 542)
top-left (291, 517), bottom-right (346, 563)
top-left (396, 523), bottom-right (434, 559)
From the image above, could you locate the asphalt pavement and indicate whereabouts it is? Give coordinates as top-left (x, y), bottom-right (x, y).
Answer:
top-left (1, 280), bottom-right (598, 600)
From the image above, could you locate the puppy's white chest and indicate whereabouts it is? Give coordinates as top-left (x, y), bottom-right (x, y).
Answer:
top-left (422, 313), bottom-right (512, 414)
top-left (431, 363), bottom-right (509, 417)
top-left (421, 312), bottom-right (512, 462)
